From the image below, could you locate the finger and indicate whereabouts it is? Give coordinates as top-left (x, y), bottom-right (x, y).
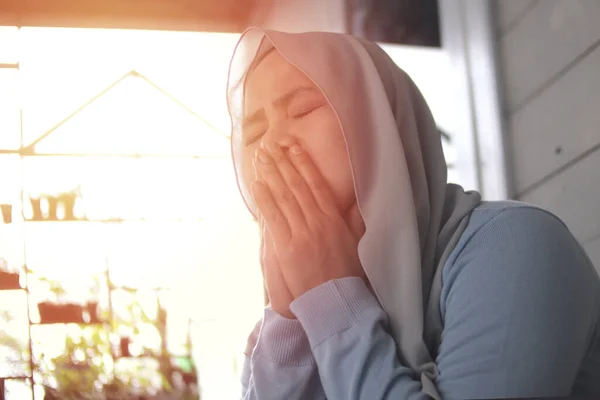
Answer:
top-left (255, 146), bottom-right (307, 230)
top-left (262, 226), bottom-right (295, 313)
top-left (287, 144), bottom-right (338, 215)
top-left (259, 218), bottom-right (267, 276)
top-left (251, 180), bottom-right (291, 241)
top-left (260, 221), bottom-right (270, 305)
top-left (263, 141), bottom-right (320, 223)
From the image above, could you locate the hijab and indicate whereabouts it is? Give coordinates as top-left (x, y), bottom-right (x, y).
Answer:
top-left (226, 28), bottom-right (481, 399)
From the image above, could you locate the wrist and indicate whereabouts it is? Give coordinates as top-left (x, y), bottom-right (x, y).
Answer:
top-left (253, 307), bottom-right (315, 366)
top-left (268, 303), bottom-right (296, 319)
top-left (290, 277), bottom-right (383, 348)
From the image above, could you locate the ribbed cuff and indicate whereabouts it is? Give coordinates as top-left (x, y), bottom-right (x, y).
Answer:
top-left (290, 277), bottom-right (382, 348)
top-left (252, 307), bottom-right (315, 366)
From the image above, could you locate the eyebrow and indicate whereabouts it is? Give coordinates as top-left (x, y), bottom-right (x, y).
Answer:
top-left (242, 86), bottom-right (320, 131)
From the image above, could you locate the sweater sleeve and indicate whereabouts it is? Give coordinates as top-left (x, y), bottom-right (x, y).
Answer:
top-left (289, 207), bottom-right (600, 399)
top-left (241, 307), bottom-right (326, 400)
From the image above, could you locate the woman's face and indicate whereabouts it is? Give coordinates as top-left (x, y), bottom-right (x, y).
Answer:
top-left (241, 50), bottom-right (356, 214)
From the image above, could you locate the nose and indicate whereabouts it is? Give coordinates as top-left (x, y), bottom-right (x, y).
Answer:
top-left (260, 123), bottom-right (295, 149)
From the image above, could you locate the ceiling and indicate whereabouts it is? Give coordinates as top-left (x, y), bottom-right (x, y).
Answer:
top-left (0, 0), bottom-right (260, 32)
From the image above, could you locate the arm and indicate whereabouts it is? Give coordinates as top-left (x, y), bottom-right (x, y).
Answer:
top-left (435, 207), bottom-right (600, 398)
top-left (291, 277), bottom-right (430, 399)
top-left (241, 307), bottom-right (326, 400)
top-left (290, 207), bottom-right (600, 399)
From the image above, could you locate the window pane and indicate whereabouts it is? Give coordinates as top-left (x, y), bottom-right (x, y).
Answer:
top-left (24, 222), bottom-right (108, 324)
top-left (22, 157), bottom-right (237, 222)
top-left (0, 69), bottom-right (20, 150)
top-left (31, 324), bottom-right (111, 397)
top-left (0, 27), bottom-right (19, 64)
top-left (5, 378), bottom-right (33, 400)
top-left (191, 320), bottom-right (239, 398)
top-left (106, 222), bottom-right (204, 290)
top-left (159, 290), bottom-right (191, 356)
top-left (31, 73), bottom-right (230, 157)
top-left (24, 222), bottom-right (107, 278)
top-left (0, 156), bottom-right (24, 297)
top-left (110, 289), bottom-right (158, 324)
top-left (18, 28), bottom-right (237, 154)
top-left (113, 357), bottom-right (167, 396)
top-left (0, 291), bottom-right (30, 379)
top-left (0, 155), bottom-right (22, 223)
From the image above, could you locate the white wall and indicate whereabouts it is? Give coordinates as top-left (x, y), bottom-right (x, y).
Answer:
top-left (494, 0), bottom-right (600, 272)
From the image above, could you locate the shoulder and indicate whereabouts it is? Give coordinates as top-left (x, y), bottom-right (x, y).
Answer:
top-left (435, 201), bottom-right (600, 398)
top-left (440, 200), bottom-right (600, 320)
top-left (453, 200), bottom-right (565, 244)
top-left (445, 200), bottom-right (588, 272)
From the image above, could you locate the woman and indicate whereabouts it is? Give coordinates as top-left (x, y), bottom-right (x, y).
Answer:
top-left (226, 28), bottom-right (600, 399)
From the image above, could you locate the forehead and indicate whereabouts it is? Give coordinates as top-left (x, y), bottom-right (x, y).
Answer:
top-left (244, 50), bottom-right (314, 113)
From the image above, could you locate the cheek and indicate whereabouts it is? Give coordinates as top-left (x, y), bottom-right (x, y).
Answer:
top-left (322, 150), bottom-right (355, 210)
top-left (302, 123), bottom-right (355, 210)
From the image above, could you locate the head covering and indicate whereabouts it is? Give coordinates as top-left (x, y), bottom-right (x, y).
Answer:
top-left (227, 28), bottom-right (481, 398)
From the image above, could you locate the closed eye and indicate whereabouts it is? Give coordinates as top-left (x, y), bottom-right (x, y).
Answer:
top-left (291, 105), bottom-right (323, 119)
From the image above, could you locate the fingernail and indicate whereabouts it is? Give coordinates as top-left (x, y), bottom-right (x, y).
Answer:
top-left (289, 144), bottom-right (302, 155)
top-left (256, 148), bottom-right (270, 164)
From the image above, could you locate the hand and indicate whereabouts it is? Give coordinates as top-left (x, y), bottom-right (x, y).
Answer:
top-left (251, 140), bottom-right (365, 299)
top-left (260, 218), bottom-right (296, 319)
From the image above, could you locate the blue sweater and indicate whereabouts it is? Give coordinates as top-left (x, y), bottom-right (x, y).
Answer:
top-left (241, 202), bottom-right (600, 399)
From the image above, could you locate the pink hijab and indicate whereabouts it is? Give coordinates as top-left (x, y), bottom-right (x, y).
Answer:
top-left (227, 28), bottom-right (481, 398)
